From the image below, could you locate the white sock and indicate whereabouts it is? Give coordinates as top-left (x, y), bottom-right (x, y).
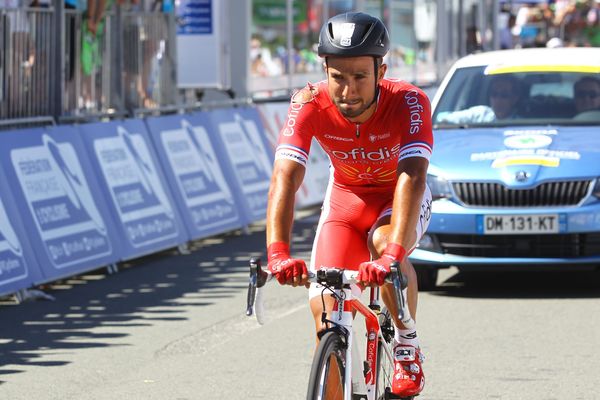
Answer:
top-left (395, 327), bottom-right (419, 348)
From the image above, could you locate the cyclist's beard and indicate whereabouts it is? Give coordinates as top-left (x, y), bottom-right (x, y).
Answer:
top-left (334, 97), bottom-right (372, 119)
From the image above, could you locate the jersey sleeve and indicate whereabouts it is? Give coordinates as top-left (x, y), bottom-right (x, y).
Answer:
top-left (274, 88), bottom-right (317, 167)
top-left (398, 87), bottom-right (434, 162)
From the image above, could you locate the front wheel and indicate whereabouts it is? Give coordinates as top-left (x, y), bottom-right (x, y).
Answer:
top-left (306, 330), bottom-right (346, 400)
top-left (376, 307), bottom-right (395, 400)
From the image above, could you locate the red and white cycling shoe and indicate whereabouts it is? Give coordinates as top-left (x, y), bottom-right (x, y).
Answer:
top-left (391, 343), bottom-right (425, 397)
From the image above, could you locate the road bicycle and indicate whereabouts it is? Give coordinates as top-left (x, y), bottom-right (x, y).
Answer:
top-left (246, 258), bottom-right (416, 400)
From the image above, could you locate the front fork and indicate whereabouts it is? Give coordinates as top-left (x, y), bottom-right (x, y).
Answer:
top-left (331, 288), bottom-right (382, 400)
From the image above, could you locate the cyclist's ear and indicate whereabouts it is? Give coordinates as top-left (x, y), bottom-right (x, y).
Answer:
top-left (377, 62), bottom-right (387, 81)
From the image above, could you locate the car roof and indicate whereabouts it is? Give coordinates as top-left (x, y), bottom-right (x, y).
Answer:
top-left (452, 48), bottom-right (600, 70)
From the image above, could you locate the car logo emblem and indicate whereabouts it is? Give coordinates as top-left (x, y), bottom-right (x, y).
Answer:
top-left (515, 171), bottom-right (530, 182)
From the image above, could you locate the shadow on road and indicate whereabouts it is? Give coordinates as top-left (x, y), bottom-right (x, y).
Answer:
top-left (0, 230), bottom-right (243, 380)
top-left (432, 269), bottom-right (600, 299)
top-left (0, 212), bottom-right (319, 383)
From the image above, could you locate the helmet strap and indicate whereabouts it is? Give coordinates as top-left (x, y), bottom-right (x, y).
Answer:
top-left (366, 57), bottom-right (380, 109)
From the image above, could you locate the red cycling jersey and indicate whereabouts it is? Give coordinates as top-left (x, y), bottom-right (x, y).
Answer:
top-left (275, 78), bottom-right (434, 296)
top-left (275, 78), bottom-right (433, 188)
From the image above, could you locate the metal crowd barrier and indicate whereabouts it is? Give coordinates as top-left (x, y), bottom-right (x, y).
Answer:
top-left (1, 7), bottom-right (54, 120)
top-left (1, 4), bottom-right (177, 126)
top-left (122, 11), bottom-right (176, 113)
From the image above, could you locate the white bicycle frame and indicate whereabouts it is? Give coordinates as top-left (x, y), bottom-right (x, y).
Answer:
top-left (322, 284), bottom-right (383, 400)
top-left (246, 263), bottom-right (415, 400)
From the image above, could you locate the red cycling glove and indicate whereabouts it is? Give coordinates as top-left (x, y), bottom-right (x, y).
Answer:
top-left (357, 243), bottom-right (407, 286)
top-left (267, 242), bottom-right (307, 285)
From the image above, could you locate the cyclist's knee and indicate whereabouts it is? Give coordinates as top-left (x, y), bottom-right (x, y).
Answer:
top-left (368, 224), bottom-right (390, 256)
top-left (368, 222), bottom-right (418, 257)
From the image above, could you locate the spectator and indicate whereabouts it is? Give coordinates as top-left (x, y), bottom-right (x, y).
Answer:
top-left (250, 38), bottom-right (269, 77)
top-left (436, 75), bottom-right (522, 123)
top-left (80, 0), bottom-right (108, 109)
top-left (500, 13), bottom-right (517, 49)
top-left (573, 76), bottom-right (600, 114)
top-left (251, 53), bottom-right (269, 77)
top-left (582, 2), bottom-right (600, 46)
top-left (0, 0), bottom-right (35, 115)
top-left (555, 0), bottom-right (597, 46)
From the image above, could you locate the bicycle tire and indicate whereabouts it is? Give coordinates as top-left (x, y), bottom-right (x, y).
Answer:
top-left (376, 307), bottom-right (395, 400)
top-left (306, 330), bottom-right (346, 400)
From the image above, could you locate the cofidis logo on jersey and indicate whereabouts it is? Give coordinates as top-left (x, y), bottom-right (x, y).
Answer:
top-left (331, 143), bottom-right (401, 162)
top-left (405, 90), bottom-right (425, 135)
top-left (282, 102), bottom-right (303, 136)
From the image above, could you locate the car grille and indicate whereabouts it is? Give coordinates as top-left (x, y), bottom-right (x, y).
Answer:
top-left (452, 180), bottom-right (592, 207)
top-left (437, 233), bottom-right (600, 258)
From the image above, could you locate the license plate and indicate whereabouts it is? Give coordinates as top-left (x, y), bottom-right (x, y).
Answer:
top-left (483, 214), bottom-right (559, 234)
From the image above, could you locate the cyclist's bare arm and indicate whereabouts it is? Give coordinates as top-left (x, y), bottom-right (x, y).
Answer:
top-left (267, 159), bottom-right (305, 244)
top-left (266, 159), bottom-right (308, 286)
top-left (386, 156), bottom-right (429, 252)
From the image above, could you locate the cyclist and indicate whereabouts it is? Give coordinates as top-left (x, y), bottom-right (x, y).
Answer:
top-left (266, 11), bottom-right (433, 398)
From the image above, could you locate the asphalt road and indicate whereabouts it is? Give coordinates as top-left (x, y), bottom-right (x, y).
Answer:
top-left (1, 207), bottom-right (599, 400)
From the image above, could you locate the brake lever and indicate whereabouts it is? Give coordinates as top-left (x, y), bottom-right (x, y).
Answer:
top-left (246, 257), bottom-right (261, 317)
top-left (390, 260), bottom-right (414, 329)
top-left (246, 257), bottom-right (270, 324)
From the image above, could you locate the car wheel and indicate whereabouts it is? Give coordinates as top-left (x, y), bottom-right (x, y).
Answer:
top-left (416, 267), bottom-right (438, 291)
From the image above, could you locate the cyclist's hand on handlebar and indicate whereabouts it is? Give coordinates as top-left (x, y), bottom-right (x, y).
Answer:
top-left (357, 243), bottom-right (407, 287)
top-left (267, 242), bottom-right (309, 287)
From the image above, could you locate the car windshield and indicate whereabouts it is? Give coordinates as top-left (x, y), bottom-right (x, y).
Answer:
top-left (432, 66), bottom-right (600, 128)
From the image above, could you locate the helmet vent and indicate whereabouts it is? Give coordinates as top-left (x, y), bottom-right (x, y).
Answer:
top-left (362, 23), bottom-right (373, 41)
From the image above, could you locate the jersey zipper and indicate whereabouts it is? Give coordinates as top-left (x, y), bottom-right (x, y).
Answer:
top-left (355, 124), bottom-right (360, 138)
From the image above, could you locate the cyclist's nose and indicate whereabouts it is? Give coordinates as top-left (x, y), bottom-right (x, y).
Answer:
top-left (342, 80), bottom-right (357, 98)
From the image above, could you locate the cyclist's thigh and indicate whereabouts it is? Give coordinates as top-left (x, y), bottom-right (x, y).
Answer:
top-left (309, 184), bottom-right (387, 300)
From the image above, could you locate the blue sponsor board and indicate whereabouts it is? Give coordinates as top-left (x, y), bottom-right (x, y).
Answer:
top-left (0, 127), bottom-right (120, 281)
top-left (144, 113), bottom-right (245, 239)
top-left (78, 120), bottom-right (188, 259)
top-left (206, 107), bottom-right (273, 222)
top-left (0, 167), bottom-right (45, 296)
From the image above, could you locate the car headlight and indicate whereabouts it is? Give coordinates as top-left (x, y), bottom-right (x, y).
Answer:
top-left (594, 178), bottom-right (600, 198)
top-left (427, 174), bottom-right (452, 200)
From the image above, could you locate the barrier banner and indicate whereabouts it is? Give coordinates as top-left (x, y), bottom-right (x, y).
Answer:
top-left (207, 107), bottom-right (272, 222)
top-left (144, 114), bottom-right (245, 239)
top-left (0, 127), bottom-right (120, 281)
top-left (0, 167), bottom-right (45, 296)
top-left (78, 120), bottom-right (188, 260)
top-left (256, 102), bottom-right (330, 207)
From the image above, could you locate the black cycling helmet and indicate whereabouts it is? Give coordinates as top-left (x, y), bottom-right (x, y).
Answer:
top-left (318, 12), bottom-right (390, 58)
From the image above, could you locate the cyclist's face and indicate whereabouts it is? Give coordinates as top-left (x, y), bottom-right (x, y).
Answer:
top-left (326, 56), bottom-right (385, 121)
